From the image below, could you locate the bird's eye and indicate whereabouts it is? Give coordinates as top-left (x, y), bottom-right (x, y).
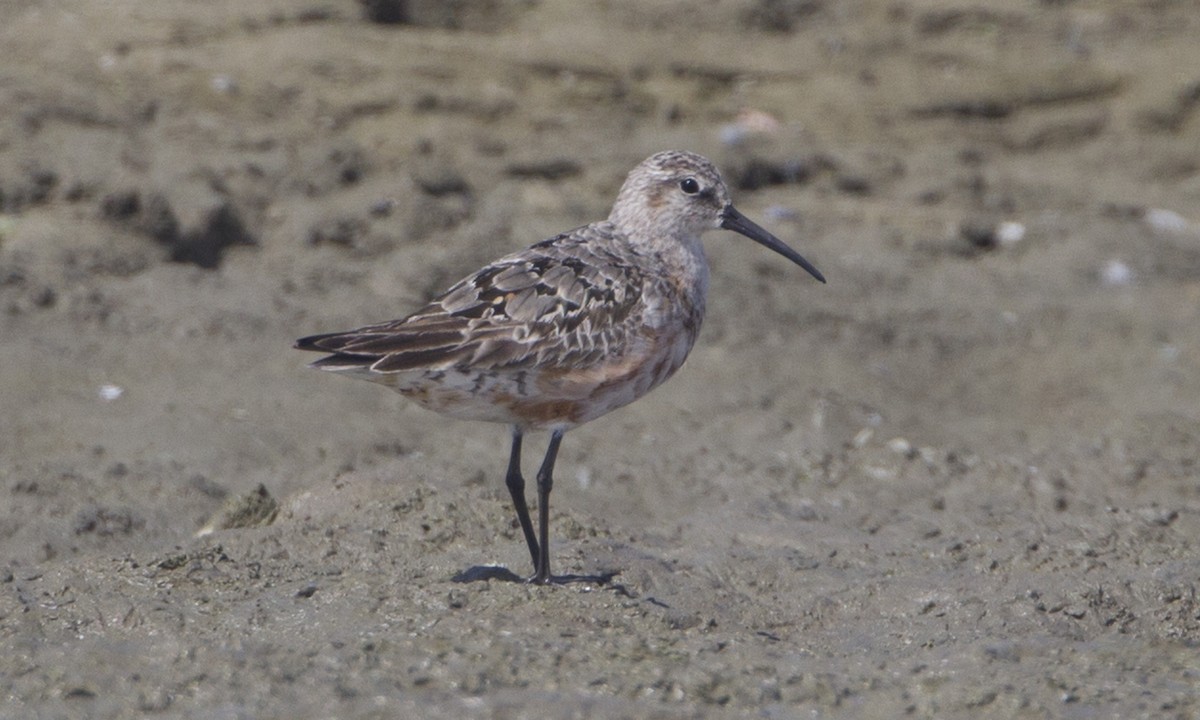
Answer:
top-left (679, 177), bottom-right (700, 194)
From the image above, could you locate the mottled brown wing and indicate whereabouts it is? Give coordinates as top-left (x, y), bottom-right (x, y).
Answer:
top-left (295, 224), bottom-right (654, 375)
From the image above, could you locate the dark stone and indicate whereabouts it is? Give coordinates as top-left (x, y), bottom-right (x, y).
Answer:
top-left (360, 0), bottom-right (407, 24)
top-left (729, 156), bottom-right (817, 192)
top-left (308, 216), bottom-right (370, 248)
top-left (360, 0), bottom-right (532, 31)
top-left (413, 166), bottom-right (471, 197)
top-left (960, 220), bottom-right (999, 251)
top-left (170, 202), bottom-right (256, 269)
top-left (504, 159), bottom-right (582, 181)
top-left (100, 190), bottom-right (141, 220)
top-left (139, 193), bottom-right (180, 245)
top-left (742, 0), bottom-right (824, 32)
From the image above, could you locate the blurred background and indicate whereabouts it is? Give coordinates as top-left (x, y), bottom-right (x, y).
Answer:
top-left (1, 1), bottom-right (1198, 717)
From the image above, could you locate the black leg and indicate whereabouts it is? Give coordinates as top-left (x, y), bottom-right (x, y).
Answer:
top-left (533, 429), bottom-right (564, 584)
top-left (504, 427), bottom-right (539, 569)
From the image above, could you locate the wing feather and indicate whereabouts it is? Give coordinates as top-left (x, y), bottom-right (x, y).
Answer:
top-left (295, 223), bottom-right (655, 375)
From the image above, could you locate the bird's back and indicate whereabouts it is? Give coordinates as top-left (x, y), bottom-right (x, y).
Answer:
top-left (296, 221), bottom-right (707, 430)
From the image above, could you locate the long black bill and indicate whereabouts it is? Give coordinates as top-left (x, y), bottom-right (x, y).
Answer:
top-left (720, 205), bottom-right (826, 283)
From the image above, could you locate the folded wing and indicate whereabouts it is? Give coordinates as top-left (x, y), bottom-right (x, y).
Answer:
top-left (295, 225), bottom-right (651, 376)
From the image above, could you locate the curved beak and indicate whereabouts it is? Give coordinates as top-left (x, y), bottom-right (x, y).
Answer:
top-left (720, 205), bottom-right (825, 283)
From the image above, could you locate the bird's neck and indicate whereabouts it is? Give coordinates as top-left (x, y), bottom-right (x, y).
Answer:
top-left (642, 226), bottom-right (710, 309)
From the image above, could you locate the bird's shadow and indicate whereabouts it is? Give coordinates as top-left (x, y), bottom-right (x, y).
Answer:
top-left (451, 564), bottom-right (622, 587)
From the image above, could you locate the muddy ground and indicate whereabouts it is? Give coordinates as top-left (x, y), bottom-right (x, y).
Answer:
top-left (1, 1), bottom-right (1199, 717)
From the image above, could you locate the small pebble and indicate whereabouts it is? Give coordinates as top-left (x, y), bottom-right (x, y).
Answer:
top-left (211, 74), bottom-right (237, 94)
top-left (1143, 208), bottom-right (1189, 233)
top-left (995, 221), bottom-right (1026, 246)
top-left (1101, 259), bottom-right (1133, 286)
top-left (718, 108), bottom-right (780, 146)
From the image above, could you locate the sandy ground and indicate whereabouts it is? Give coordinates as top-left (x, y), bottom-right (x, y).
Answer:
top-left (2, 1), bottom-right (1199, 717)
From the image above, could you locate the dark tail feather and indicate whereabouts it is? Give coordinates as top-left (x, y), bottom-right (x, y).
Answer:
top-left (295, 333), bottom-right (379, 370)
top-left (294, 333), bottom-right (340, 352)
top-left (308, 353), bottom-right (378, 369)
